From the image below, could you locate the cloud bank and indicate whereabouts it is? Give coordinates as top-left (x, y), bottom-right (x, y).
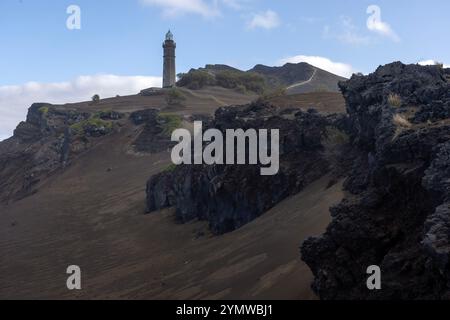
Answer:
top-left (0, 75), bottom-right (162, 141)
top-left (278, 55), bottom-right (356, 78)
top-left (418, 60), bottom-right (450, 68)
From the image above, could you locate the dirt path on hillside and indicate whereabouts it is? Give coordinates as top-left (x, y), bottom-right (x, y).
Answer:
top-left (287, 69), bottom-right (318, 90)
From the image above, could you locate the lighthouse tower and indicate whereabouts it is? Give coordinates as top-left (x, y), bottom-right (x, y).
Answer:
top-left (163, 30), bottom-right (176, 88)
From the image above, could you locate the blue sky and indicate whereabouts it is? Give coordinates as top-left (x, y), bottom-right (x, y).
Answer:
top-left (1, 0), bottom-right (450, 140)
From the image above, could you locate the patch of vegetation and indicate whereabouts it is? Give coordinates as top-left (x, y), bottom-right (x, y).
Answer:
top-left (216, 71), bottom-right (266, 94)
top-left (93, 110), bottom-right (109, 118)
top-left (158, 113), bottom-right (183, 136)
top-left (70, 117), bottom-right (113, 135)
top-left (393, 114), bottom-right (412, 128)
top-left (165, 88), bottom-right (187, 107)
top-left (392, 113), bottom-right (413, 141)
top-left (38, 106), bottom-right (49, 115)
top-left (91, 94), bottom-right (100, 104)
top-left (235, 84), bottom-right (247, 94)
top-left (254, 86), bottom-right (287, 104)
top-left (388, 93), bottom-right (402, 108)
top-left (177, 70), bottom-right (215, 90)
top-left (163, 163), bottom-right (178, 173)
top-left (177, 69), bottom-right (266, 93)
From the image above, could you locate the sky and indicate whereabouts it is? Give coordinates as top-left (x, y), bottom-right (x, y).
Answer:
top-left (1, 0), bottom-right (450, 140)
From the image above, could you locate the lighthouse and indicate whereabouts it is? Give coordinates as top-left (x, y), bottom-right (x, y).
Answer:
top-left (163, 30), bottom-right (176, 88)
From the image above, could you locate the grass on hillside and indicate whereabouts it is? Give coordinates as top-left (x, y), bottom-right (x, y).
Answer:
top-left (158, 113), bottom-right (183, 137)
top-left (388, 93), bottom-right (402, 108)
top-left (177, 69), bottom-right (266, 94)
top-left (38, 106), bottom-right (49, 115)
top-left (70, 116), bottom-right (113, 135)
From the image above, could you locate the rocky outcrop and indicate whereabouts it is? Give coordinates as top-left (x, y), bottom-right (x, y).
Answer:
top-left (130, 109), bottom-right (178, 153)
top-left (146, 101), bottom-right (345, 234)
top-left (0, 103), bottom-right (184, 203)
top-left (0, 104), bottom-right (124, 203)
top-left (301, 62), bottom-right (450, 299)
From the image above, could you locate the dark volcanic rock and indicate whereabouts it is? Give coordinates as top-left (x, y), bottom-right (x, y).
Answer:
top-left (130, 109), bottom-right (160, 125)
top-left (301, 62), bottom-right (450, 299)
top-left (146, 102), bottom-right (339, 234)
top-left (130, 109), bottom-right (177, 153)
top-left (0, 104), bottom-right (123, 203)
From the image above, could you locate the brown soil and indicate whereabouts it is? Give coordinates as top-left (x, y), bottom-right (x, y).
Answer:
top-left (270, 92), bottom-right (346, 114)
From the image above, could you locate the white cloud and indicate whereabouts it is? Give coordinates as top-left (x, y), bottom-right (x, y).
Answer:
top-left (337, 16), bottom-right (371, 45)
top-left (366, 5), bottom-right (400, 42)
top-left (418, 60), bottom-right (450, 68)
top-left (140, 0), bottom-right (251, 17)
top-left (323, 17), bottom-right (371, 46)
top-left (140, 0), bottom-right (220, 18)
top-left (221, 0), bottom-right (246, 10)
top-left (247, 10), bottom-right (280, 30)
top-left (0, 75), bottom-right (162, 141)
top-left (278, 55), bottom-right (356, 78)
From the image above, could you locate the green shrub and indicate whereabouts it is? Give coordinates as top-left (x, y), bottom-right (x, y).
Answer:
top-left (38, 106), bottom-right (49, 115)
top-left (158, 113), bottom-right (182, 136)
top-left (177, 70), bottom-right (215, 89)
top-left (215, 71), bottom-right (266, 94)
top-left (177, 69), bottom-right (266, 93)
top-left (238, 72), bottom-right (266, 94)
top-left (92, 109), bottom-right (122, 120)
top-left (255, 86), bottom-right (287, 103)
top-left (70, 117), bottom-right (113, 135)
top-left (163, 163), bottom-right (178, 172)
top-left (165, 88), bottom-right (186, 107)
top-left (91, 94), bottom-right (100, 104)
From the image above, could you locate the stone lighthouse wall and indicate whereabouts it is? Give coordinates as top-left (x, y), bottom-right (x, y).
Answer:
top-left (163, 40), bottom-right (176, 88)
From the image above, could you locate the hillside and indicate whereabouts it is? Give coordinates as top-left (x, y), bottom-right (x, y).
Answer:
top-left (249, 63), bottom-right (348, 94)
top-left (2, 62), bottom-right (449, 300)
top-left (0, 86), bottom-right (346, 299)
top-left (178, 62), bottom-right (347, 94)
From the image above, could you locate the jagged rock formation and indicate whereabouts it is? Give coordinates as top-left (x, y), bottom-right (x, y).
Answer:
top-left (0, 104), bottom-right (124, 203)
top-left (0, 103), bottom-right (185, 204)
top-left (301, 62), bottom-right (450, 299)
top-left (145, 101), bottom-right (347, 234)
top-left (0, 89), bottom-right (249, 206)
top-left (130, 109), bottom-right (177, 153)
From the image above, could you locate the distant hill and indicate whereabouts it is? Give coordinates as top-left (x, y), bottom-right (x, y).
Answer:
top-left (177, 62), bottom-right (347, 94)
top-left (200, 64), bottom-right (243, 74)
top-left (249, 63), bottom-right (348, 94)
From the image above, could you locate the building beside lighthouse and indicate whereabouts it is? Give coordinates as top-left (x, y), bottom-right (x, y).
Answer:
top-left (163, 30), bottom-right (176, 88)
